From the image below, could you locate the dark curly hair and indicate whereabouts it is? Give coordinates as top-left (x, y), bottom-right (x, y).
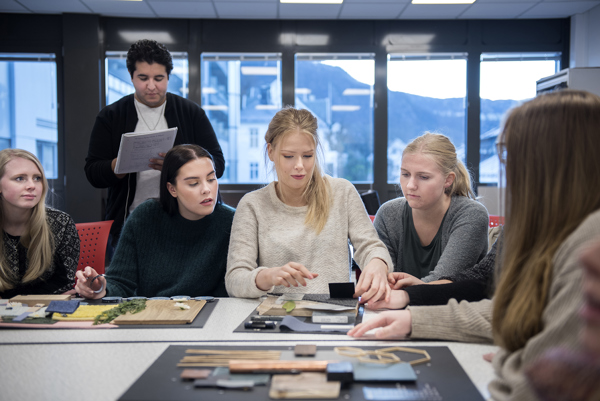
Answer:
top-left (126, 39), bottom-right (173, 78)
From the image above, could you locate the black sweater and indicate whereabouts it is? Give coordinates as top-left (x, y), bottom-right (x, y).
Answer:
top-left (106, 200), bottom-right (234, 298)
top-left (404, 235), bottom-right (499, 306)
top-left (0, 208), bottom-right (80, 299)
top-left (85, 93), bottom-right (224, 245)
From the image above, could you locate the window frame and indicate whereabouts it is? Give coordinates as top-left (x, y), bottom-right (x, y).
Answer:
top-left (0, 52), bottom-right (65, 209)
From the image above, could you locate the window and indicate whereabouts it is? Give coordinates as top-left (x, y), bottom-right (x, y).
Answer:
top-left (387, 53), bottom-right (467, 184)
top-left (0, 53), bottom-right (59, 179)
top-left (295, 53), bottom-right (375, 183)
top-left (105, 51), bottom-right (189, 105)
top-left (479, 53), bottom-right (561, 185)
top-left (201, 53), bottom-right (282, 184)
top-left (250, 128), bottom-right (259, 148)
top-left (250, 162), bottom-right (259, 180)
top-left (36, 140), bottom-right (58, 179)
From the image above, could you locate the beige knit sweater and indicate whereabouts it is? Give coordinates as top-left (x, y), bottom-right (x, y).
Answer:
top-left (225, 177), bottom-right (393, 298)
top-left (407, 209), bottom-right (600, 401)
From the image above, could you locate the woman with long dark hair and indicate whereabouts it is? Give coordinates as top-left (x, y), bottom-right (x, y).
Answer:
top-left (349, 90), bottom-right (600, 401)
top-left (76, 144), bottom-right (234, 298)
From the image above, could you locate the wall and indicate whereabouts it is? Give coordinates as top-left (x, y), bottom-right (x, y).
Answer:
top-left (570, 4), bottom-right (600, 67)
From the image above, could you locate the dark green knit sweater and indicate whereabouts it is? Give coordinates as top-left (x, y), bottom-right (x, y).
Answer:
top-left (105, 200), bottom-right (234, 298)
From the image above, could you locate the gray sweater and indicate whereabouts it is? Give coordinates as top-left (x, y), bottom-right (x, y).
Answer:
top-left (225, 177), bottom-right (393, 298)
top-left (374, 195), bottom-right (489, 282)
top-left (408, 210), bottom-right (600, 401)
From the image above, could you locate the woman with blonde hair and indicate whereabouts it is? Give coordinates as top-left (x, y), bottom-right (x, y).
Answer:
top-left (0, 149), bottom-right (79, 298)
top-left (349, 90), bottom-right (600, 401)
top-left (226, 107), bottom-right (393, 302)
top-left (374, 132), bottom-right (489, 288)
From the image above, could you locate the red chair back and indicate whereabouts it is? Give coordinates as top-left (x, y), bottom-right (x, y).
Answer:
top-left (489, 215), bottom-right (505, 227)
top-left (75, 220), bottom-right (113, 275)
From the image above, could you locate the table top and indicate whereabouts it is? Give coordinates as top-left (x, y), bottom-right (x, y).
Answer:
top-left (0, 297), bottom-right (498, 401)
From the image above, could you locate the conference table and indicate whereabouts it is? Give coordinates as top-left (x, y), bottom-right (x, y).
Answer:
top-left (0, 297), bottom-right (498, 401)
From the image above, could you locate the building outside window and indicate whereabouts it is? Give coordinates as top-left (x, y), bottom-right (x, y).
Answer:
top-left (250, 128), bottom-right (259, 148)
top-left (36, 140), bottom-right (58, 178)
top-left (387, 53), bottom-right (467, 184)
top-left (105, 51), bottom-right (189, 106)
top-left (250, 162), bottom-right (259, 180)
top-left (479, 53), bottom-right (561, 185)
top-left (295, 53), bottom-right (375, 183)
top-left (201, 53), bottom-right (281, 184)
top-left (0, 53), bottom-right (59, 179)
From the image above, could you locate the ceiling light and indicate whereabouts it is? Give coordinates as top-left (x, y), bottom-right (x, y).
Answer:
top-left (412, 0), bottom-right (475, 4)
top-left (281, 0), bottom-right (343, 4)
top-left (255, 105), bottom-right (279, 110)
top-left (296, 88), bottom-right (312, 95)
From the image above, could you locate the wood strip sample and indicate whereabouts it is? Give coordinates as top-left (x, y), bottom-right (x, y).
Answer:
top-left (9, 294), bottom-right (71, 307)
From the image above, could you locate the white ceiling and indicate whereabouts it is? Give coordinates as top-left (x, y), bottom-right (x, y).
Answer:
top-left (1, 0), bottom-right (599, 20)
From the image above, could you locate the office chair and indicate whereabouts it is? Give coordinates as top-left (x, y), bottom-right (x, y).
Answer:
top-left (75, 220), bottom-right (113, 275)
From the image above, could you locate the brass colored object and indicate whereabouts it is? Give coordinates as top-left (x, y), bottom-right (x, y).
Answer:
top-left (334, 346), bottom-right (431, 366)
top-left (229, 359), bottom-right (329, 373)
top-left (178, 349), bottom-right (281, 367)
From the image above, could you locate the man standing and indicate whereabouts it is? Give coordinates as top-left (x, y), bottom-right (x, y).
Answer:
top-left (85, 39), bottom-right (224, 248)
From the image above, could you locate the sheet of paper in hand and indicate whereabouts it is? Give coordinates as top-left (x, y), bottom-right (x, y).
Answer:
top-left (114, 127), bottom-right (178, 174)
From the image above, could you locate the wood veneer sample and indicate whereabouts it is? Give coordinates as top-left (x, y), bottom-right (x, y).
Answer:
top-left (113, 300), bottom-right (205, 325)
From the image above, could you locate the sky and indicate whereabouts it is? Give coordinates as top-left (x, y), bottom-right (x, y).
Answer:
top-left (323, 59), bottom-right (558, 101)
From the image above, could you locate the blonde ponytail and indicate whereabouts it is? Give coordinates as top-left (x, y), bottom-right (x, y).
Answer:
top-left (265, 107), bottom-right (331, 234)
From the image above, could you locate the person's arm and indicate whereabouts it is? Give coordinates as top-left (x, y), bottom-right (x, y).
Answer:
top-left (344, 182), bottom-right (393, 303)
top-left (359, 292), bottom-right (493, 342)
top-left (225, 197), bottom-right (270, 298)
top-left (84, 109), bottom-right (127, 188)
top-left (373, 200), bottom-right (402, 271)
top-left (102, 210), bottom-right (142, 298)
top-left (409, 298), bottom-right (494, 343)
top-left (580, 239), bottom-right (600, 356)
top-left (404, 280), bottom-right (490, 306)
top-left (421, 200), bottom-right (489, 282)
top-left (48, 212), bottom-right (80, 294)
top-left (440, 231), bottom-right (501, 286)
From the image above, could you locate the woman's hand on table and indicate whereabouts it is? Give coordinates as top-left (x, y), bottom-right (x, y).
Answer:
top-left (366, 290), bottom-right (410, 310)
top-left (355, 258), bottom-right (390, 304)
top-left (255, 262), bottom-right (318, 291)
top-left (388, 272), bottom-right (425, 290)
top-left (347, 310), bottom-right (412, 339)
top-left (75, 266), bottom-right (107, 299)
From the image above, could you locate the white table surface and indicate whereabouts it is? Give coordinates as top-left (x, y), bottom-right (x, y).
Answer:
top-left (0, 298), bottom-right (498, 401)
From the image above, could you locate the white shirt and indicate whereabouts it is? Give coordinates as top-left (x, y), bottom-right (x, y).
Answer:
top-left (129, 98), bottom-right (168, 213)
